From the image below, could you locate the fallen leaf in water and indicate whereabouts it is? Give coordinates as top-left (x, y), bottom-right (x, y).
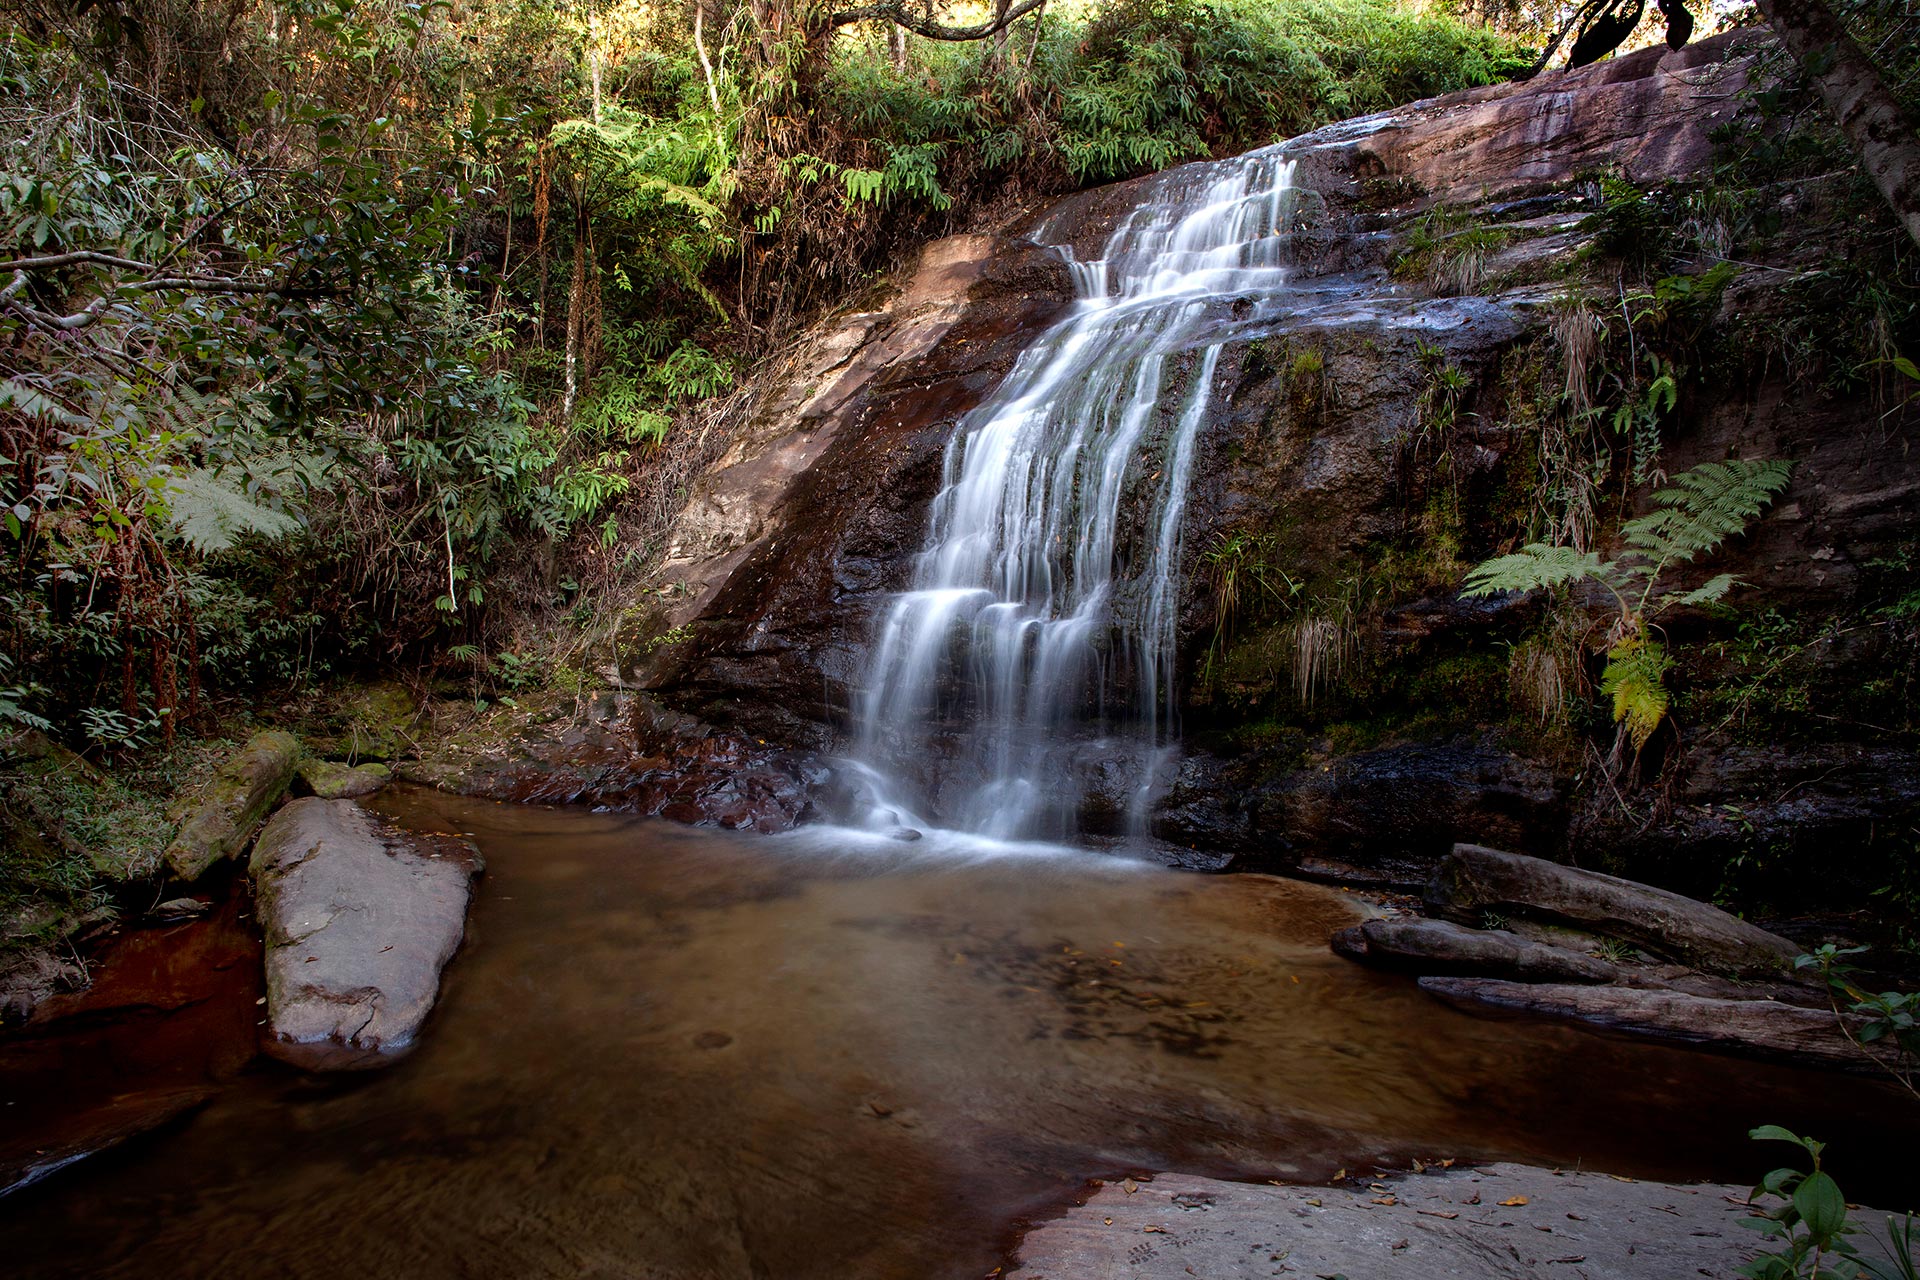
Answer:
top-left (1390, 1239), bottom-right (1409, 1250)
top-left (1369, 1183), bottom-right (1390, 1192)
top-left (1332, 1169), bottom-right (1346, 1182)
top-left (1550, 1257), bottom-right (1587, 1265)
top-left (1499, 1196), bottom-right (1530, 1207)
top-left (1103, 1218), bottom-right (1113, 1225)
top-left (1465, 1192), bottom-right (1481, 1205)
top-left (1143, 1226), bottom-right (1167, 1234)
top-left (1418, 1210), bottom-right (1458, 1220)
top-left (1306, 1198), bottom-right (1323, 1207)
top-left (1412, 1159), bottom-right (1425, 1173)
top-left (1440, 1158), bottom-right (1456, 1168)
top-left (1370, 1196), bottom-right (1398, 1206)
top-left (1290, 975), bottom-right (1300, 984)
top-left (1124, 1180), bottom-right (1138, 1194)
top-left (1609, 1175), bottom-right (1635, 1183)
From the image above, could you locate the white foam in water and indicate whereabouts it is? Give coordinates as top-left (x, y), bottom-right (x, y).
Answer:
top-left (849, 148), bottom-right (1302, 842)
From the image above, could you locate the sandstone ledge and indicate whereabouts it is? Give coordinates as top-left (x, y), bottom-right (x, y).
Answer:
top-left (1006, 1162), bottom-right (1899, 1279)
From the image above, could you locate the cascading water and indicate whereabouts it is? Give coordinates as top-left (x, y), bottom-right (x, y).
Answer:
top-left (850, 147), bottom-right (1301, 841)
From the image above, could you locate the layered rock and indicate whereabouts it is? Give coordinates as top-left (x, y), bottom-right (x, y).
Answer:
top-left (1331, 916), bottom-right (1618, 983)
top-left (249, 798), bottom-right (481, 1070)
top-left (1421, 979), bottom-right (1893, 1073)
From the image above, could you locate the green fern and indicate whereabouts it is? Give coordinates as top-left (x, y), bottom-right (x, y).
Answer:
top-left (1602, 638), bottom-right (1672, 750)
top-left (1462, 544), bottom-right (1608, 596)
top-left (1621, 459), bottom-right (1794, 571)
top-left (1462, 458), bottom-right (1793, 757)
top-left (164, 469), bottom-right (301, 555)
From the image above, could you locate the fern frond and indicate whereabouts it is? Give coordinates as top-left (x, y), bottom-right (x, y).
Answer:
top-left (1622, 459), bottom-right (1793, 565)
top-left (164, 470), bottom-right (300, 555)
top-left (1672, 572), bottom-right (1739, 607)
top-left (1601, 638), bottom-right (1672, 750)
top-left (1461, 544), bottom-right (1608, 597)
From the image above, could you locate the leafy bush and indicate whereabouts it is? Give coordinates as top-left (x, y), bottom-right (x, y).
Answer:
top-left (1738, 1125), bottom-right (1917, 1280)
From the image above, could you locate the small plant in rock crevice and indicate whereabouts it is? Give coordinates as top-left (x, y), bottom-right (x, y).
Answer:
top-left (1463, 458), bottom-right (1793, 763)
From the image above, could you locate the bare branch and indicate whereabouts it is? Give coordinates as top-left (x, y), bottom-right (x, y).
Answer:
top-left (0, 250), bottom-right (158, 274)
top-left (826, 0), bottom-right (1046, 42)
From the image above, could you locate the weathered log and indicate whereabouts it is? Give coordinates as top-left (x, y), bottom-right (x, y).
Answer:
top-left (1426, 844), bottom-right (1802, 978)
top-left (1333, 917), bottom-right (1618, 983)
top-left (1420, 977), bottom-right (1888, 1072)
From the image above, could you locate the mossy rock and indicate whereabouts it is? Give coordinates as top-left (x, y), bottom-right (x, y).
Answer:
top-left (163, 730), bottom-right (300, 881)
top-left (307, 681), bottom-right (419, 762)
top-left (296, 758), bottom-right (390, 800)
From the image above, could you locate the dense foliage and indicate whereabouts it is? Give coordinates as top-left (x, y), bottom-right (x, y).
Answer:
top-left (0, 0), bottom-right (1525, 750)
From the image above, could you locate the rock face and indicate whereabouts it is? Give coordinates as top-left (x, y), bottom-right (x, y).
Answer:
top-left (626, 231), bottom-right (1074, 750)
top-left (401, 690), bottom-right (825, 833)
top-left (163, 730), bottom-right (299, 881)
top-left (1426, 844), bottom-right (1803, 978)
top-left (249, 798), bottom-right (481, 1071)
top-left (537, 28), bottom-right (1916, 884)
top-left (1331, 917), bottom-right (1617, 983)
top-left (1156, 736), bottom-right (1567, 882)
top-left (1006, 1163), bottom-right (1902, 1279)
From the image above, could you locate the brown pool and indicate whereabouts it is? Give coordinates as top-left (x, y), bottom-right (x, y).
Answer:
top-left (0, 786), bottom-right (1910, 1279)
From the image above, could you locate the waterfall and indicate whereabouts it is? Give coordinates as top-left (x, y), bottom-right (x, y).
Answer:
top-left (850, 148), bottom-right (1301, 841)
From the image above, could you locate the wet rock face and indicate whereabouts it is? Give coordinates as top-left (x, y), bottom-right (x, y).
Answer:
top-left (401, 691), bottom-right (825, 833)
top-left (250, 798), bottom-right (481, 1071)
top-left (1156, 738), bottom-right (1568, 884)
top-left (629, 233), bottom-right (1074, 749)
top-left (580, 28), bottom-right (1916, 880)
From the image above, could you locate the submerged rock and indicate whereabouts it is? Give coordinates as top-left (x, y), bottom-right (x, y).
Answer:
top-left (1332, 916), bottom-right (1616, 983)
top-left (1426, 844), bottom-right (1803, 978)
top-left (163, 729), bottom-right (299, 881)
top-left (249, 798), bottom-right (481, 1071)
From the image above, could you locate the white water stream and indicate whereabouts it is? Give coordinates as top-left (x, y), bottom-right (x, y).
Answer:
top-left (851, 148), bottom-right (1301, 840)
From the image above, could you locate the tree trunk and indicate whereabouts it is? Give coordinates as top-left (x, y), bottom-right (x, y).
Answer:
top-left (1751, 0), bottom-right (1920, 250)
top-left (562, 208), bottom-right (587, 421)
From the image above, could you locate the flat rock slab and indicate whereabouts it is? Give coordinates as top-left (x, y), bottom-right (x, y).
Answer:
top-left (1426, 844), bottom-right (1802, 978)
top-left (1007, 1163), bottom-right (1895, 1279)
top-left (249, 798), bottom-right (481, 1071)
